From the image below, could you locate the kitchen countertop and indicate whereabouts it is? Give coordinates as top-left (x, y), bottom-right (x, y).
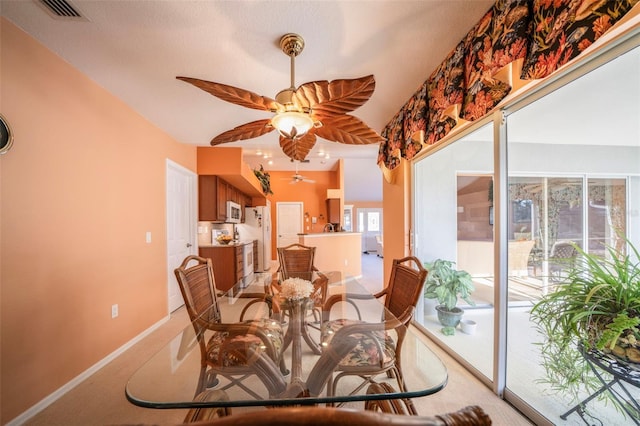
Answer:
top-left (297, 232), bottom-right (361, 237)
top-left (199, 239), bottom-right (255, 248)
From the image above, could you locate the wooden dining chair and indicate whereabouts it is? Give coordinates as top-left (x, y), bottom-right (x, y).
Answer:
top-left (175, 405), bottom-right (492, 425)
top-left (320, 256), bottom-right (428, 414)
top-left (276, 243), bottom-right (329, 321)
top-left (174, 255), bottom-right (288, 401)
top-left (239, 243), bottom-right (329, 324)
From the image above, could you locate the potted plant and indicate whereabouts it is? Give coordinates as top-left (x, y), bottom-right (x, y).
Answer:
top-left (530, 239), bottom-right (640, 407)
top-left (253, 165), bottom-right (273, 196)
top-left (423, 259), bottom-right (475, 333)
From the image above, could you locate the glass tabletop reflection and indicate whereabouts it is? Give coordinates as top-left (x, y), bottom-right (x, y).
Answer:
top-left (125, 272), bottom-right (447, 409)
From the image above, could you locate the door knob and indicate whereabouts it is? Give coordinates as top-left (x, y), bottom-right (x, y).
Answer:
top-left (186, 243), bottom-right (193, 247)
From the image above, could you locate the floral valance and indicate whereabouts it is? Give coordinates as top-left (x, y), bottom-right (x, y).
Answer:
top-left (378, 0), bottom-right (639, 176)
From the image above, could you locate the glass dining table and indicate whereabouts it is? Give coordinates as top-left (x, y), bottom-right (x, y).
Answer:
top-left (125, 271), bottom-right (448, 411)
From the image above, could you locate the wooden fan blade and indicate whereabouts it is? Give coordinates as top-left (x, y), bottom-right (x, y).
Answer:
top-left (279, 133), bottom-right (317, 161)
top-left (177, 77), bottom-right (281, 112)
top-left (314, 115), bottom-right (385, 145)
top-left (294, 75), bottom-right (375, 116)
top-left (211, 119), bottom-right (275, 145)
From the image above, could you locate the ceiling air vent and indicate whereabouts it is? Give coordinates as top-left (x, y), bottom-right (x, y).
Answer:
top-left (37, 0), bottom-right (86, 20)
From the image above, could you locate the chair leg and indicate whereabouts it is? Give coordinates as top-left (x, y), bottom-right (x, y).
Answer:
top-left (196, 366), bottom-right (218, 396)
top-left (184, 389), bottom-right (232, 422)
top-left (279, 356), bottom-right (290, 376)
top-left (205, 369), bottom-right (219, 389)
top-left (389, 365), bottom-right (417, 414)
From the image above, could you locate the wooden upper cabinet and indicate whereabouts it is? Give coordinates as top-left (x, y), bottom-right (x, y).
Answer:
top-left (216, 178), bottom-right (228, 220)
top-left (326, 198), bottom-right (341, 224)
top-left (228, 185), bottom-right (238, 204)
top-left (198, 175), bottom-right (251, 223)
top-left (198, 175), bottom-right (220, 221)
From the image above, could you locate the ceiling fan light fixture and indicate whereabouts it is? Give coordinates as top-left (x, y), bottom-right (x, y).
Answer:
top-left (271, 111), bottom-right (314, 139)
top-left (275, 88), bottom-right (296, 107)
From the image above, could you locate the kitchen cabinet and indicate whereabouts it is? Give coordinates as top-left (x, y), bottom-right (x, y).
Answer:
top-left (216, 179), bottom-right (228, 220)
top-left (227, 185), bottom-right (237, 204)
top-left (326, 198), bottom-right (341, 224)
top-left (199, 175), bottom-right (251, 223)
top-left (199, 244), bottom-right (244, 293)
top-left (199, 175), bottom-right (221, 222)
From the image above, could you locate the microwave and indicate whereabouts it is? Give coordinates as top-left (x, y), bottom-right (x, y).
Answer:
top-left (226, 201), bottom-right (242, 223)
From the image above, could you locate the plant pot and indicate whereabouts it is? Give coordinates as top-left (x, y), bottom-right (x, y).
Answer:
top-left (460, 319), bottom-right (477, 335)
top-left (435, 305), bottom-right (464, 327)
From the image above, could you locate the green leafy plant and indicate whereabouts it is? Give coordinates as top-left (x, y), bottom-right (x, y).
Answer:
top-left (423, 259), bottom-right (475, 310)
top-left (530, 238), bottom-right (640, 404)
top-left (253, 165), bottom-right (273, 196)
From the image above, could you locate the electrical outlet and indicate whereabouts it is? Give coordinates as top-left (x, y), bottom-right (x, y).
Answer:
top-left (145, 231), bottom-right (152, 243)
top-left (111, 304), bottom-right (119, 318)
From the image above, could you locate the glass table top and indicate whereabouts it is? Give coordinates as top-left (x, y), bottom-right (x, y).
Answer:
top-left (125, 272), bottom-right (448, 409)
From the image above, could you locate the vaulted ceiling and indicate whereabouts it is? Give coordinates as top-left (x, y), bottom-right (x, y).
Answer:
top-left (1, 0), bottom-right (496, 200)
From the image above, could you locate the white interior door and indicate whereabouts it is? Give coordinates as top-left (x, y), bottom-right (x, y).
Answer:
top-left (166, 160), bottom-right (197, 313)
top-left (358, 208), bottom-right (383, 253)
top-left (276, 202), bottom-right (303, 250)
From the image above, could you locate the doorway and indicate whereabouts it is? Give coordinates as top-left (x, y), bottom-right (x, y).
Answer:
top-left (166, 160), bottom-right (197, 313)
top-left (358, 208), bottom-right (382, 254)
top-left (276, 201), bottom-right (303, 249)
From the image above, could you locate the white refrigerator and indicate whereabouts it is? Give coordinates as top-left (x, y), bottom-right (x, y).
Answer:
top-left (237, 201), bottom-right (272, 272)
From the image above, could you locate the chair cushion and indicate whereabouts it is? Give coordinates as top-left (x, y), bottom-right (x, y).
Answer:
top-left (321, 319), bottom-right (395, 367)
top-left (206, 318), bottom-right (283, 367)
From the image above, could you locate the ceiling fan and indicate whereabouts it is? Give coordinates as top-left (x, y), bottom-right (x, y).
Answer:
top-left (283, 161), bottom-right (315, 184)
top-left (177, 33), bottom-right (384, 162)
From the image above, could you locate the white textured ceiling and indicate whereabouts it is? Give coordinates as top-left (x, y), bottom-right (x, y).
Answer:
top-left (1, 0), bottom-right (495, 201)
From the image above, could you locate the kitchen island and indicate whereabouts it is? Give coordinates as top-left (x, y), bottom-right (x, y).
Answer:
top-left (297, 232), bottom-right (361, 277)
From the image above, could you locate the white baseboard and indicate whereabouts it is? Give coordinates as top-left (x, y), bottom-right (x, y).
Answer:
top-left (6, 315), bottom-right (170, 426)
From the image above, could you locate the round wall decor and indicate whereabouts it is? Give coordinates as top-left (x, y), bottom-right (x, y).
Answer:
top-left (0, 114), bottom-right (14, 154)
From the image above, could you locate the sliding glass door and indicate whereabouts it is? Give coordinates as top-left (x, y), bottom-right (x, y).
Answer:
top-left (413, 35), bottom-right (640, 424)
top-left (504, 42), bottom-right (640, 424)
top-left (414, 122), bottom-right (495, 381)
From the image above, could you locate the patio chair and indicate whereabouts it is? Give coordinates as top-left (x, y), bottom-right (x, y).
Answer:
top-left (320, 256), bottom-right (428, 414)
top-left (548, 240), bottom-right (578, 281)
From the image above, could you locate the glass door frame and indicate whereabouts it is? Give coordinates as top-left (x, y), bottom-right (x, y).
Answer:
top-left (411, 28), bottom-right (640, 425)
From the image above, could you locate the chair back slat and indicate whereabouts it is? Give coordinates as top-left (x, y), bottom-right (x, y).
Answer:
top-left (277, 244), bottom-right (316, 281)
top-left (384, 257), bottom-right (428, 321)
top-left (174, 256), bottom-right (222, 326)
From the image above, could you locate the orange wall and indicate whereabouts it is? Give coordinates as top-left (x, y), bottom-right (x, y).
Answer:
top-left (381, 162), bottom-right (412, 286)
top-left (0, 19), bottom-right (196, 423)
top-left (266, 169), bottom-right (338, 258)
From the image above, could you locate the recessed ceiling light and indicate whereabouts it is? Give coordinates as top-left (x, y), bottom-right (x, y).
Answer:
top-left (268, 160), bottom-right (273, 165)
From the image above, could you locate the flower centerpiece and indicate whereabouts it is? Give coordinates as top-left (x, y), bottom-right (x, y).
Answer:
top-left (280, 277), bottom-right (314, 301)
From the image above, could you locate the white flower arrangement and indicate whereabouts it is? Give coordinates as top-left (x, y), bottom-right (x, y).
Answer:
top-left (280, 277), bottom-right (314, 300)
